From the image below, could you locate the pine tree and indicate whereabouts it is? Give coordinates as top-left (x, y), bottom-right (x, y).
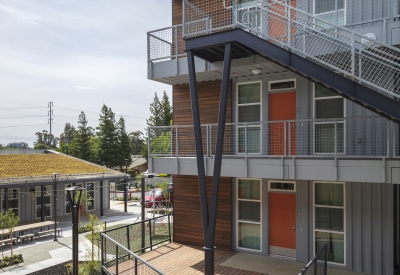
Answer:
top-left (160, 91), bottom-right (172, 126)
top-left (129, 131), bottom-right (144, 155)
top-left (116, 117), bottom-right (132, 171)
top-left (146, 92), bottom-right (162, 127)
top-left (69, 112), bottom-right (92, 161)
top-left (97, 104), bottom-right (117, 168)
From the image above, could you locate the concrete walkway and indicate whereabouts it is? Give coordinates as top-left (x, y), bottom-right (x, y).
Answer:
top-left (0, 204), bottom-right (142, 275)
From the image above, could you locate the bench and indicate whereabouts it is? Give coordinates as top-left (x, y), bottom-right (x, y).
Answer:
top-left (36, 228), bottom-right (63, 240)
top-left (18, 234), bottom-right (35, 244)
top-left (0, 238), bottom-right (17, 246)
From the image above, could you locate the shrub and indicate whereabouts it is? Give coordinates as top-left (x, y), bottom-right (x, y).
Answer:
top-left (12, 258), bottom-right (20, 264)
top-left (158, 173), bottom-right (168, 177)
top-left (4, 256), bottom-right (9, 261)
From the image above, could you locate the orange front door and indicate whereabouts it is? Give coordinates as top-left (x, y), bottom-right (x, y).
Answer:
top-left (269, 92), bottom-right (296, 155)
top-left (269, 192), bottom-right (296, 257)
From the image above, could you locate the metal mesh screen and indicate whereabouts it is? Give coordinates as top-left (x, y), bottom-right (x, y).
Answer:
top-left (298, 244), bottom-right (328, 275)
top-left (149, 117), bottom-right (394, 158)
top-left (101, 215), bottom-right (171, 275)
top-left (148, 0), bottom-right (400, 100)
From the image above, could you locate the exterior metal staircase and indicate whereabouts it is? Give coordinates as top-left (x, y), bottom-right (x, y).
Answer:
top-left (182, 0), bottom-right (400, 123)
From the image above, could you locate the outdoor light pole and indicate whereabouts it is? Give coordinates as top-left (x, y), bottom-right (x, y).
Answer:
top-left (66, 186), bottom-right (84, 275)
top-left (51, 173), bottom-right (60, 242)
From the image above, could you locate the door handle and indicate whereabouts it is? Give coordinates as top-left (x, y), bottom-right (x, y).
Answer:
top-left (291, 226), bottom-right (296, 230)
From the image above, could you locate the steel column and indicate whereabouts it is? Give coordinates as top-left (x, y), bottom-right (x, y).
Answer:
top-left (100, 180), bottom-right (104, 217)
top-left (124, 179), bottom-right (128, 213)
top-left (41, 185), bottom-right (45, 222)
top-left (207, 43), bottom-right (232, 275)
top-left (187, 43), bottom-right (232, 275)
top-left (4, 188), bottom-right (8, 213)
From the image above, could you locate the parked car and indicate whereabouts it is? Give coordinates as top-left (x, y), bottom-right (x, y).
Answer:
top-left (140, 187), bottom-right (173, 208)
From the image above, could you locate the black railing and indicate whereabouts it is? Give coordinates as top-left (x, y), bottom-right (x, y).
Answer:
top-left (298, 244), bottom-right (328, 275)
top-left (101, 214), bottom-right (171, 275)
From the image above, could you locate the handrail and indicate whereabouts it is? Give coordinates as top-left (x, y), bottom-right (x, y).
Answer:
top-left (101, 233), bottom-right (166, 275)
top-left (148, 116), bottom-right (398, 159)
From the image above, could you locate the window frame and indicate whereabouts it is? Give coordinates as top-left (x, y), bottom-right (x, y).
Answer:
top-left (65, 184), bottom-right (73, 215)
top-left (236, 178), bottom-right (262, 252)
top-left (35, 185), bottom-right (52, 219)
top-left (268, 78), bottom-right (296, 92)
top-left (313, 0), bottom-right (346, 26)
top-left (236, 81), bottom-right (262, 155)
top-left (313, 84), bottom-right (346, 155)
top-left (268, 180), bottom-right (296, 193)
top-left (313, 181), bottom-right (346, 265)
top-left (86, 182), bottom-right (95, 212)
top-left (1, 188), bottom-right (20, 216)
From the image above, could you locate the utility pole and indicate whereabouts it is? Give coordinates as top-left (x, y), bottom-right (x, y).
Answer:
top-left (48, 101), bottom-right (53, 135)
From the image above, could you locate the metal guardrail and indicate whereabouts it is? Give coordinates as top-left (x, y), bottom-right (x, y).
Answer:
top-left (298, 244), bottom-right (328, 275)
top-left (149, 117), bottom-right (399, 158)
top-left (101, 215), bottom-right (171, 275)
top-left (148, 0), bottom-right (400, 100)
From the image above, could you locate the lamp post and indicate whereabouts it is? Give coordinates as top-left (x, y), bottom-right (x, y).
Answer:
top-left (51, 173), bottom-right (59, 241)
top-left (66, 186), bottom-right (84, 275)
top-left (124, 158), bottom-right (129, 173)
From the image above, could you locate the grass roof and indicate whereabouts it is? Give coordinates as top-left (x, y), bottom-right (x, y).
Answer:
top-left (0, 154), bottom-right (109, 178)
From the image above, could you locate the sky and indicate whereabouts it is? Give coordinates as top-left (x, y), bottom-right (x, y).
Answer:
top-left (0, 0), bottom-right (172, 147)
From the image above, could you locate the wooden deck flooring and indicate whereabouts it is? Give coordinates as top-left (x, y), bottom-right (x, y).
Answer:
top-left (107, 242), bottom-right (266, 275)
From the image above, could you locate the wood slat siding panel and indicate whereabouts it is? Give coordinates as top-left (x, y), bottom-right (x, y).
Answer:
top-left (173, 175), bottom-right (232, 250)
top-left (173, 80), bottom-right (233, 155)
top-left (173, 80), bottom-right (232, 125)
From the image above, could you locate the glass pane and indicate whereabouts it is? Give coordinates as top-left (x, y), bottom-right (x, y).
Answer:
top-left (238, 83), bottom-right (260, 104)
top-left (315, 123), bottom-right (344, 153)
top-left (270, 81), bottom-right (295, 90)
top-left (238, 105), bottom-right (260, 122)
top-left (65, 202), bottom-right (71, 214)
top-left (315, 85), bottom-right (338, 98)
top-left (238, 127), bottom-right (261, 153)
top-left (315, 0), bottom-right (344, 14)
top-left (44, 196), bottom-right (51, 204)
top-left (88, 200), bottom-right (95, 210)
top-left (315, 98), bottom-right (344, 119)
top-left (238, 201), bottom-right (260, 221)
top-left (270, 182), bottom-right (295, 191)
top-left (45, 205), bottom-right (51, 216)
top-left (315, 231), bottom-right (344, 263)
top-left (317, 10), bottom-right (345, 25)
top-left (238, 179), bottom-right (260, 200)
top-left (238, 222), bottom-right (260, 250)
top-left (315, 207), bottom-right (344, 231)
top-left (315, 182), bottom-right (344, 206)
top-left (8, 199), bottom-right (18, 209)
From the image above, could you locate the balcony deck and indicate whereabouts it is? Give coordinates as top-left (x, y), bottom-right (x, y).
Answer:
top-left (107, 242), bottom-right (368, 275)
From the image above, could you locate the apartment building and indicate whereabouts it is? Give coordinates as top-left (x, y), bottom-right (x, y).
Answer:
top-left (147, 1), bottom-right (400, 274)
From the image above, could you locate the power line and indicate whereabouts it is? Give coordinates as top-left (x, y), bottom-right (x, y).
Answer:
top-left (0, 124), bottom-right (49, 129)
top-left (0, 106), bottom-right (47, 111)
top-left (0, 115), bottom-right (48, 119)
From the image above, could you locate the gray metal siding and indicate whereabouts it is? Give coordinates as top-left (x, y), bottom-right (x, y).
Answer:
top-left (296, 180), bottom-right (310, 263)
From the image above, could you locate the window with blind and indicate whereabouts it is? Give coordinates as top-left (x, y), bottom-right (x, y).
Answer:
top-left (237, 179), bottom-right (261, 251)
top-left (314, 0), bottom-right (346, 26)
top-left (237, 82), bottom-right (261, 154)
top-left (314, 84), bottom-right (344, 154)
top-left (314, 182), bottom-right (345, 264)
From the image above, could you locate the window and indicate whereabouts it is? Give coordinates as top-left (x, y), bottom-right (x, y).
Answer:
top-left (237, 179), bottom-right (261, 251)
top-left (314, 0), bottom-right (346, 26)
top-left (65, 184), bottom-right (72, 214)
top-left (268, 181), bottom-right (295, 192)
top-left (269, 79), bottom-right (296, 91)
top-left (237, 82), bottom-right (261, 154)
top-left (314, 84), bottom-right (344, 154)
top-left (314, 182), bottom-right (345, 264)
top-left (1, 189), bottom-right (19, 216)
top-left (86, 183), bottom-right (95, 211)
top-left (36, 186), bottom-right (51, 218)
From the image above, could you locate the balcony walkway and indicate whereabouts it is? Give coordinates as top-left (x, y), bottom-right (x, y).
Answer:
top-left (109, 242), bottom-right (368, 275)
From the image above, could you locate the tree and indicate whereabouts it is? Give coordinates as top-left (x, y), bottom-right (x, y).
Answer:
top-left (69, 112), bottom-right (93, 161)
top-left (146, 92), bottom-right (162, 127)
top-left (59, 123), bottom-right (76, 154)
top-left (160, 91), bottom-right (172, 126)
top-left (97, 104), bottom-right (118, 168)
top-left (2, 208), bottom-right (19, 258)
top-left (116, 117), bottom-right (132, 171)
top-left (129, 131), bottom-right (144, 156)
top-left (34, 130), bottom-right (59, 149)
top-left (88, 136), bottom-right (101, 164)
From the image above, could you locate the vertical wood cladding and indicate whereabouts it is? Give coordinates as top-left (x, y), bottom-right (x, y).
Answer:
top-left (173, 80), bottom-right (232, 125)
top-left (173, 175), bottom-right (232, 250)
